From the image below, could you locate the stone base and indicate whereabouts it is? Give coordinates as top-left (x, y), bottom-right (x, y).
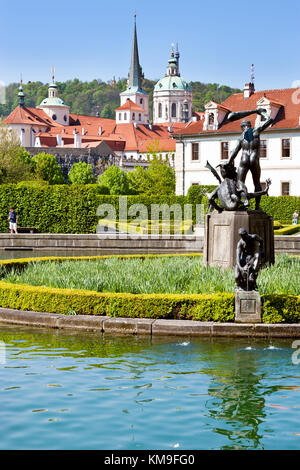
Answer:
top-left (235, 289), bottom-right (262, 323)
top-left (203, 210), bottom-right (274, 268)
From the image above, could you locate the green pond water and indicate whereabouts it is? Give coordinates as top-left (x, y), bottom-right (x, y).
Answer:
top-left (0, 324), bottom-right (300, 450)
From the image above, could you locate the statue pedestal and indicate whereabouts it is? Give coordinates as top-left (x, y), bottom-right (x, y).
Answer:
top-left (203, 210), bottom-right (274, 268)
top-left (235, 289), bottom-right (262, 323)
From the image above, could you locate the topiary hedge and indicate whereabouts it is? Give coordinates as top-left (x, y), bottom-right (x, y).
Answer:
top-left (0, 255), bottom-right (299, 323)
top-left (0, 183), bottom-right (299, 233)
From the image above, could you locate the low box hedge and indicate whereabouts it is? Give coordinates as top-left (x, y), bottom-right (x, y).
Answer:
top-left (274, 224), bottom-right (300, 235)
top-left (0, 254), bottom-right (299, 323)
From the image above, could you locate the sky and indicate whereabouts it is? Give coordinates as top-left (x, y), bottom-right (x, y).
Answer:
top-left (1, 0), bottom-right (300, 91)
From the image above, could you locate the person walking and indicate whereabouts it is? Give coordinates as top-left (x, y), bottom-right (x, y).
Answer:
top-left (8, 207), bottom-right (18, 234)
top-left (293, 210), bottom-right (299, 225)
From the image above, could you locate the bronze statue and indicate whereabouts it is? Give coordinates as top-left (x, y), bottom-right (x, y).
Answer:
top-left (235, 228), bottom-right (263, 291)
top-left (226, 108), bottom-right (273, 210)
top-left (205, 160), bottom-right (271, 212)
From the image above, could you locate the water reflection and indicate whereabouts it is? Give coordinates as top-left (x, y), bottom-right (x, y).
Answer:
top-left (0, 325), bottom-right (298, 450)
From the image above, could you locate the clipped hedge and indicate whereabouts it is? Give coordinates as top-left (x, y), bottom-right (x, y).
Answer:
top-left (0, 254), bottom-right (299, 323)
top-left (274, 224), bottom-right (300, 235)
top-left (0, 280), bottom-right (236, 321)
top-left (0, 183), bottom-right (299, 233)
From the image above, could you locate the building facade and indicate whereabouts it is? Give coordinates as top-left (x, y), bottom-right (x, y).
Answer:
top-left (174, 84), bottom-right (300, 197)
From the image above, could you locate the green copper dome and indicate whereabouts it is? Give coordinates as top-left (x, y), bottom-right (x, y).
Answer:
top-left (39, 97), bottom-right (68, 107)
top-left (154, 75), bottom-right (191, 92)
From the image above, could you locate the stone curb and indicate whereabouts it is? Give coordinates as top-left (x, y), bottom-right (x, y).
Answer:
top-left (0, 307), bottom-right (300, 337)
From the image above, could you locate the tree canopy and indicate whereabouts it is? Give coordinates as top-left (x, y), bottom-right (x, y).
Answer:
top-left (0, 78), bottom-right (241, 119)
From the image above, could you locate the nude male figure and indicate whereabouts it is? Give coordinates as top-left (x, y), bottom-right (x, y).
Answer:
top-left (226, 108), bottom-right (273, 210)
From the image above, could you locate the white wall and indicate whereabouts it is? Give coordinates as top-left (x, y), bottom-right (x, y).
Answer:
top-left (175, 130), bottom-right (300, 196)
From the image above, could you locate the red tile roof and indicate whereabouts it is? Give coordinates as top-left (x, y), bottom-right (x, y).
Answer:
top-left (4, 105), bottom-right (60, 127)
top-left (115, 99), bottom-right (145, 112)
top-left (175, 88), bottom-right (300, 136)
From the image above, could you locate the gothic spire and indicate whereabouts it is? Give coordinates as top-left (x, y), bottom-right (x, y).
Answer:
top-left (128, 14), bottom-right (143, 91)
top-left (18, 74), bottom-right (25, 108)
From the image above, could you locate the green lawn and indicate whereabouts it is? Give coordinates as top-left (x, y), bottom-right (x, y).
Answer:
top-left (3, 254), bottom-right (299, 296)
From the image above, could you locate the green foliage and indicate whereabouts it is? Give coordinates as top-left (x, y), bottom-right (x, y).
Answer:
top-left (31, 152), bottom-right (64, 184)
top-left (186, 185), bottom-right (217, 204)
top-left (97, 165), bottom-right (130, 195)
top-left (274, 224), bottom-right (300, 235)
top-left (0, 79), bottom-right (241, 120)
top-left (0, 122), bottom-right (34, 183)
top-left (129, 156), bottom-right (175, 195)
top-left (0, 254), bottom-right (298, 323)
top-left (250, 195), bottom-right (300, 224)
top-left (68, 162), bottom-right (96, 185)
top-left (100, 104), bottom-right (114, 119)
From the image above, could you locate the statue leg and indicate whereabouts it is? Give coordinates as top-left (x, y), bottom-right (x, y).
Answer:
top-left (208, 189), bottom-right (223, 213)
top-left (250, 157), bottom-right (262, 210)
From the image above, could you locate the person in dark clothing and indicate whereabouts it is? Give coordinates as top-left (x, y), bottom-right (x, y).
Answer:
top-left (8, 207), bottom-right (18, 234)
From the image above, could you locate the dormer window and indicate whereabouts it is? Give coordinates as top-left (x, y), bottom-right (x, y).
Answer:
top-left (208, 113), bottom-right (214, 125)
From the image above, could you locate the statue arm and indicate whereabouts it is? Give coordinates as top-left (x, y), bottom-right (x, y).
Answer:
top-left (228, 139), bottom-right (242, 164)
top-left (227, 109), bottom-right (258, 122)
top-left (253, 109), bottom-right (273, 134)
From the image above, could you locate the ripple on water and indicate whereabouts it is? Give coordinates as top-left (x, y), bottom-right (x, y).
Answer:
top-left (0, 328), bottom-right (299, 450)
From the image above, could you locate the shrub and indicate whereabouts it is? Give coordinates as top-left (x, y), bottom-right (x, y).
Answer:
top-left (186, 185), bottom-right (217, 205)
top-left (31, 152), bottom-right (64, 184)
top-left (97, 165), bottom-right (130, 195)
top-left (68, 162), bottom-right (96, 184)
top-left (274, 224), bottom-right (300, 235)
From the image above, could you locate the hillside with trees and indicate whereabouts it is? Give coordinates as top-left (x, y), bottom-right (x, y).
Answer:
top-left (0, 78), bottom-right (241, 120)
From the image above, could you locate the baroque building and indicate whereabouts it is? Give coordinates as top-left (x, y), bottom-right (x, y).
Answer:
top-left (153, 45), bottom-right (193, 124)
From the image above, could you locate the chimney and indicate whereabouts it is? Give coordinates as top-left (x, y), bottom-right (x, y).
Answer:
top-left (81, 127), bottom-right (85, 135)
top-left (244, 82), bottom-right (255, 99)
top-left (98, 126), bottom-right (102, 136)
top-left (74, 132), bottom-right (82, 148)
top-left (56, 134), bottom-right (63, 146)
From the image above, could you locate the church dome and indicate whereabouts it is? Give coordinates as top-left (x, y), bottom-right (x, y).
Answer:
top-left (39, 96), bottom-right (67, 107)
top-left (154, 75), bottom-right (191, 92)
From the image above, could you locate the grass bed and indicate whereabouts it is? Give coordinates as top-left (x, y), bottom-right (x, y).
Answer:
top-left (3, 254), bottom-right (299, 296)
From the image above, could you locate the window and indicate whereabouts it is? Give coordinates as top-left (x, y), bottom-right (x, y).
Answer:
top-left (52, 114), bottom-right (57, 121)
top-left (171, 103), bottom-right (177, 118)
top-left (132, 113), bottom-right (135, 120)
top-left (63, 115), bottom-right (67, 122)
top-left (260, 140), bottom-right (267, 158)
top-left (221, 141), bottom-right (229, 160)
top-left (138, 113), bottom-right (141, 121)
top-left (158, 103), bottom-right (162, 118)
top-left (119, 113), bottom-right (122, 121)
top-left (192, 143), bottom-right (199, 161)
top-left (208, 113), bottom-right (214, 125)
top-left (140, 98), bottom-right (143, 105)
top-left (282, 139), bottom-right (291, 158)
top-left (281, 182), bottom-right (290, 195)
top-left (124, 113), bottom-right (127, 120)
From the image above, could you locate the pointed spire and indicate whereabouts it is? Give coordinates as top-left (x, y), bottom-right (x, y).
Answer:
top-left (18, 74), bottom-right (25, 108)
top-left (175, 43), bottom-right (180, 75)
top-left (128, 13), bottom-right (143, 91)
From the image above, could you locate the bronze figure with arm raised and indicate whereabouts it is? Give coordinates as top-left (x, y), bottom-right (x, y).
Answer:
top-left (226, 108), bottom-right (273, 210)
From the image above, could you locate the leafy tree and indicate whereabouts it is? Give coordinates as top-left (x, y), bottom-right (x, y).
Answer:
top-left (31, 152), bottom-right (64, 184)
top-left (0, 122), bottom-right (34, 183)
top-left (68, 162), bottom-right (96, 184)
top-left (100, 104), bottom-right (114, 119)
top-left (128, 140), bottom-right (175, 195)
top-left (0, 78), bottom-right (241, 120)
top-left (97, 165), bottom-right (130, 195)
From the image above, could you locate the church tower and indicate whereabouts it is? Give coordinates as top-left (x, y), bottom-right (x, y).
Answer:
top-left (117, 15), bottom-right (149, 125)
top-left (153, 46), bottom-right (192, 124)
top-left (38, 67), bottom-right (70, 125)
